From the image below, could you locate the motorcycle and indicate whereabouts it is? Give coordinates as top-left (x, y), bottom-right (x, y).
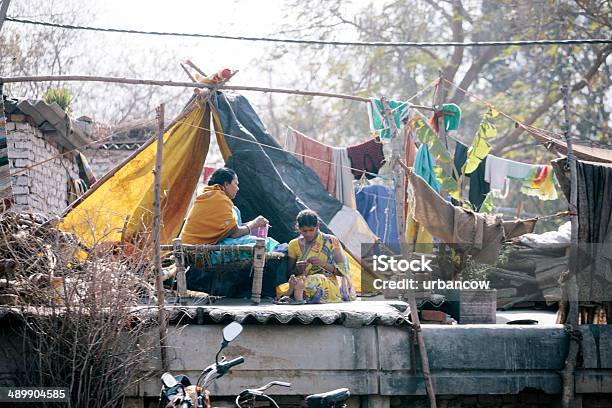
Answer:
top-left (159, 321), bottom-right (350, 408)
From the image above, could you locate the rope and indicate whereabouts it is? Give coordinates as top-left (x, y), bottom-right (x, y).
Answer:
top-left (6, 17), bottom-right (612, 48)
top-left (443, 78), bottom-right (566, 140)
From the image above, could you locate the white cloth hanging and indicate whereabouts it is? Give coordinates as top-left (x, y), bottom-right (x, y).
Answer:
top-left (332, 147), bottom-right (356, 209)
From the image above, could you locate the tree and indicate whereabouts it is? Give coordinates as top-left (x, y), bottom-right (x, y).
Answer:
top-left (0, 0), bottom-right (188, 124)
top-left (258, 0), bottom-right (611, 154)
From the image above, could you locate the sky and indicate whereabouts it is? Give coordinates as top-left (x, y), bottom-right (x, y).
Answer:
top-left (94, 0), bottom-right (288, 82)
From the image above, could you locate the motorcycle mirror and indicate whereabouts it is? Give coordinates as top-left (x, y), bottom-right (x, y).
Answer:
top-left (161, 372), bottom-right (179, 388)
top-left (223, 321), bottom-right (243, 343)
top-left (216, 322), bottom-right (243, 364)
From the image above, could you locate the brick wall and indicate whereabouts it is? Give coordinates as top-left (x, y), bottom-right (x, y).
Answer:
top-left (82, 147), bottom-right (134, 179)
top-left (6, 121), bottom-right (79, 216)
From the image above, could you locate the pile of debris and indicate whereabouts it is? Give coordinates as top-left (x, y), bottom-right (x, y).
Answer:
top-left (0, 211), bottom-right (156, 307)
top-left (489, 222), bottom-right (570, 309)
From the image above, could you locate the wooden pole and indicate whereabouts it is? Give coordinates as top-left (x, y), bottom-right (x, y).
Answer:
top-left (382, 96), bottom-right (436, 408)
top-left (0, 0), bottom-right (11, 32)
top-left (153, 103), bottom-right (168, 371)
top-left (0, 75), bottom-right (436, 111)
top-left (173, 238), bottom-right (187, 303)
top-left (560, 84), bottom-right (582, 408)
top-left (434, 73), bottom-right (448, 149)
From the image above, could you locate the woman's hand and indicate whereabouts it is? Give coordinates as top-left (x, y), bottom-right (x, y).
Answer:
top-left (306, 257), bottom-right (324, 267)
top-left (251, 215), bottom-right (269, 228)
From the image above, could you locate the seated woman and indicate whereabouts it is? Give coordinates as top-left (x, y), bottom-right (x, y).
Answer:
top-left (277, 209), bottom-right (355, 304)
top-left (180, 167), bottom-right (283, 297)
top-left (181, 167), bottom-right (271, 245)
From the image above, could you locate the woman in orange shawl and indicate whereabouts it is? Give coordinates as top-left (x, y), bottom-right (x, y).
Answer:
top-left (180, 168), bottom-right (268, 244)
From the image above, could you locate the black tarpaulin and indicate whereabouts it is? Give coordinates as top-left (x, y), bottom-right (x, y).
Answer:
top-left (209, 92), bottom-right (343, 244)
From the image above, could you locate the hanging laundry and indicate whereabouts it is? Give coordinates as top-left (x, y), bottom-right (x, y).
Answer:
top-left (520, 165), bottom-right (558, 200)
top-left (429, 103), bottom-right (462, 133)
top-left (367, 98), bottom-right (410, 141)
top-left (355, 184), bottom-right (400, 253)
top-left (443, 103), bottom-right (462, 131)
top-left (464, 108), bottom-right (498, 174)
top-left (285, 128), bottom-right (357, 208)
top-left (332, 147), bottom-right (357, 209)
top-left (285, 127), bottom-right (336, 195)
top-left (484, 155), bottom-right (533, 198)
top-left (347, 136), bottom-right (386, 180)
top-left (403, 125), bottom-right (418, 220)
top-left (202, 166), bottom-right (216, 184)
top-left (75, 152), bottom-right (97, 189)
top-left (408, 171), bottom-right (537, 264)
top-left (0, 88), bottom-right (12, 205)
top-left (453, 142), bottom-right (490, 210)
top-left (414, 144), bottom-right (441, 193)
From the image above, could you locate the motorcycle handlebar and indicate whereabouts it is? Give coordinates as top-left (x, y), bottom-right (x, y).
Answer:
top-left (219, 356), bottom-right (244, 371)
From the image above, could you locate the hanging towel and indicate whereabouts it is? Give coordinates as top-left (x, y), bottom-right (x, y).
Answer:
top-left (414, 144), bottom-right (441, 193)
top-left (332, 147), bottom-right (356, 209)
top-left (443, 103), bottom-right (462, 131)
top-left (286, 128), bottom-right (336, 195)
top-left (430, 103), bottom-right (463, 133)
top-left (484, 155), bottom-right (533, 198)
top-left (347, 136), bottom-right (386, 180)
top-left (520, 165), bottom-right (558, 200)
top-left (367, 98), bottom-right (410, 141)
top-left (453, 142), bottom-right (490, 210)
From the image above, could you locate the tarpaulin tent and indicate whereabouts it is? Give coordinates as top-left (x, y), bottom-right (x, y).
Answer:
top-left (60, 92), bottom-right (380, 292)
top-left (209, 92), bottom-right (381, 291)
top-left (60, 100), bottom-right (210, 247)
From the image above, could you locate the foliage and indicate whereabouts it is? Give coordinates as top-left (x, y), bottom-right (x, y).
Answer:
top-left (43, 88), bottom-right (73, 113)
top-left (258, 0), bottom-right (611, 150)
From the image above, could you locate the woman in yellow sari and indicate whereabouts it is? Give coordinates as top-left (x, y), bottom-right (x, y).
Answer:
top-left (180, 167), bottom-right (269, 244)
top-left (277, 209), bottom-right (355, 304)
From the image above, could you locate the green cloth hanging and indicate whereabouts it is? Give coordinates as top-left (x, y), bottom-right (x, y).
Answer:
top-left (443, 103), bottom-right (461, 131)
top-left (367, 98), bottom-right (410, 141)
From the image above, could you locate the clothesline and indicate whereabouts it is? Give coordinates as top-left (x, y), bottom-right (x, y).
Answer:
top-left (442, 78), bottom-right (566, 140)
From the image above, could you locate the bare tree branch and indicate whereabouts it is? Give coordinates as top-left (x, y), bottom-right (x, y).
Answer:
top-left (493, 43), bottom-right (612, 154)
top-left (451, 46), bottom-right (503, 104)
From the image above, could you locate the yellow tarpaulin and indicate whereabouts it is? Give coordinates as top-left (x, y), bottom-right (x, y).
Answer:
top-left (61, 103), bottom-right (210, 247)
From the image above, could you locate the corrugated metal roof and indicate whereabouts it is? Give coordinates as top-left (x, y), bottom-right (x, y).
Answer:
top-left (166, 300), bottom-right (411, 327)
top-left (0, 301), bottom-right (411, 327)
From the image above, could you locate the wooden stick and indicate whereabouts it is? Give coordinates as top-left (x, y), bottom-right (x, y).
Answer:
top-left (172, 238), bottom-right (187, 303)
top-left (184, 60), bottom-right (207, 77)
top-left (435, 74), bottom-right (449, 150)
top-left (153, 103), bottom-right (168, 371)
top-left (560, 83), bottom-right (582, 408)
top-left (179, 63), bottom-right (197, 83)
top-left (384, 98), bottom-right (436, 408)
top-left (0, 75), bottom-right (437, 111)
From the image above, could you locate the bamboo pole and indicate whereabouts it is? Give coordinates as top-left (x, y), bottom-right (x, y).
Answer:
top-left (434, 74), bottom-right (448, 149)
top-left (383, 94), bottom-right (436, 408)
top-left (560, 84), bottom-right (582, 408)
top-left (153, 103), bottom-right (168, 371)
top-left (0, 75), bottom-right (436, 111)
